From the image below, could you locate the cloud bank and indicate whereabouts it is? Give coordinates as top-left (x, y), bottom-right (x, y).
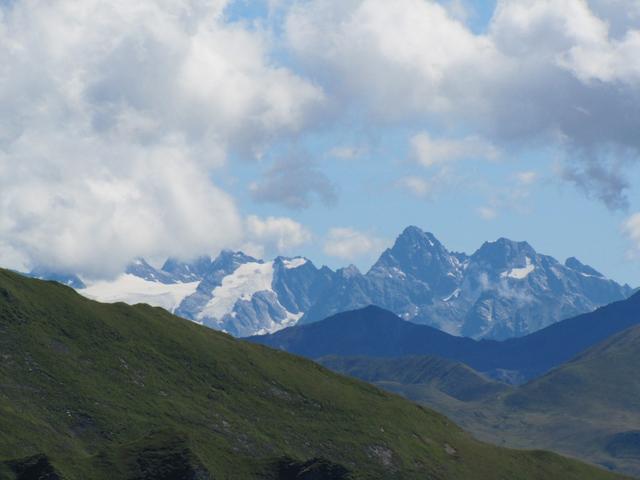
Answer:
top-left (0, 0), bottom-right (323, 277)
top-left (3, 0), bottom-right (640, 276)
top-left (323, 227), bottom-right (387, 261)
top-left (285, 0), bottom-right (640, 209)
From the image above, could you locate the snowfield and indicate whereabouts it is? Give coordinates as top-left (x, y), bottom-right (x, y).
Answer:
top-left (197, 261), bottom-right (275, 323)
top-left (79, 274), bottom-right (199, 313)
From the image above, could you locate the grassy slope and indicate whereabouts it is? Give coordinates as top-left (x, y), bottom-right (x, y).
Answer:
top-left (490, 325), bottom-right (640, 476)
top-left (323, 329), bottom-right (640, 477)
top-left (0, 269), bottom-right (625, 480)
top-left (318, 355), bottom-right (509, 402)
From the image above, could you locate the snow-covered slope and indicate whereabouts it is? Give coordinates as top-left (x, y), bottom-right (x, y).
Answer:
top-left (190, 259), bottom-right (307, 336)
top-left (80, 274), bottom-right (199, 313)
top-left (198, 261), bottom-right (275, 322)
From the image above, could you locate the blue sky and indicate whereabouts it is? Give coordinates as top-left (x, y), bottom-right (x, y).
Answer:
top-left (2, 0), bottom-right (640, 285)
top-left (222, 0), bottom-right (640, 284)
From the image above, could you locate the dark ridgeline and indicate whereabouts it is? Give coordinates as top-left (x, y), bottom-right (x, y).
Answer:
top-left (249, 292), bottom-right (640, 382)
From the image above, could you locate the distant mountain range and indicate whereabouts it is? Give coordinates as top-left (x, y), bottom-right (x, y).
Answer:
top-left (31, 226), bottom-right (633, 339)
top-left (248, 292), bottom-right (640, 382)
top-left (0, 268), bottom-right (621, 480)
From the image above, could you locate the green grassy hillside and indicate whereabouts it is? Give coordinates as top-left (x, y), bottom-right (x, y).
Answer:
top-left (0, 269), bottom-right (626, 479)
top-left (491, 324), bottom-right (640, 476)
top-left (323, 327), bottom-right (640, 477)
top-left (319, 355), bottom-right (509, 402)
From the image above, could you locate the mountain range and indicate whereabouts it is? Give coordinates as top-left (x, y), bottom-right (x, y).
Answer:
top-left (0, 268), bottom-right (622, 480)
top-left (32, 226), bottom-right (633, 339)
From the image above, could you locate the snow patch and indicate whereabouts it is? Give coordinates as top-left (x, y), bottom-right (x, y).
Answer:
top-left (443, 288), bottom-right (461, 302)
top-left (254, 311), bottom-right (304, 336)
top-left (283, 258), bottom-right (307, 270)
top-left (79, 274), bottom-right (198, 312)
top-left (577, 271), bottom-right (602, 279)
top-left (389, 267), bottom-right (406, 279)
top-left (501, 257), bottom-right (535, 280)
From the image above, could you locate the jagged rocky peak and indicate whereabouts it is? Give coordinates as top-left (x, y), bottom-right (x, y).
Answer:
top-left (369, 226), bottom-right (462, 292)
top-left (212, 249), bottom-right (259, 267)
top-left (28, 267), bottom-right (86, 289)
top-left (161, 255), bottom-right (215, 282)
top-left (471, 238), bottom-right (537, 271)
top-left (373, 226), bottom-right (451, 270)
top-left (200, 250), bottom-right (260, 280)
top-left (386, 226), bottom-right (449, 261)
top-left (193, 250), bottom-right (261, 292)
top-left (565, 257), bottom-right (604, 278)
top-left (125, 258), bottom-right (176, 284)
top-left (338, 264), bottom-right (362, 279)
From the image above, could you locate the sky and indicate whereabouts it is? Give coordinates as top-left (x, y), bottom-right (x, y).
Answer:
top-left (2, 0), bottom-right (640, 285)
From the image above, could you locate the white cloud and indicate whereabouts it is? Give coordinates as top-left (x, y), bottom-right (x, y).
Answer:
top-left (286, 0), bottom-right (499, 120)
top-left (442, 0), bottom-right (471, 24)
top-left (410, 132), bottom-right (500, 167)
top-left (249, 154), bottom-right (338, 209)
top-left (477, 206), bottom-right (498, 220)
top-left (623, 213), bottom-right (640, 258)
top-left (285, 0), bottom-right (640, 209)
top-left (323, 227), bottom-right (386, 260)
top-left (244, 215), bottom-right (312, 258)
top-left (477, 169), bottom-right (540, 220)
top-left (514, 170), bottom-right (538, 185)
top-left (0, 0), bottom-right (324, 277)
top-left (328, 145), bottom-right (367, 160)
top-left (1, 140), bottom-right (242, 279)
top-left (396, 176), bottom-right (433, 199)
top-left (587, 0), bottom-right (640, 38)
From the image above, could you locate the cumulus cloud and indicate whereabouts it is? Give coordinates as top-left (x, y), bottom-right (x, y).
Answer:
top-left (285, 0), bottom-right (640, 209)
top-left (515, 170), bottom-right (538, 185)
top-left (249, 154), bottom-right (338, 209)
top-left (477, 206), bottom-right (498, 221)
top-left (587, 0), bottom-right (640, 38)
top-left (243, 215), bottom-right (312, 258)
top-left (323, 227), bottom-right (386, 260)
top-left (410, 132), bottom-right (500, 167)
top-left (476, 170), bottom-right (540, 220)
top-left (396, 176), bottom-right (433, 199)
top-left (328, 145), bottom-right (367, 160)
top-left (562, 154), bottom-right (631, 210)
top-left (0, 0), bottom-right (324, 277)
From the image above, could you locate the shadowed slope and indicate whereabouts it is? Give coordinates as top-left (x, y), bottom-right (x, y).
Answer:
top-left (249, 297), bottom-right (640, 381)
